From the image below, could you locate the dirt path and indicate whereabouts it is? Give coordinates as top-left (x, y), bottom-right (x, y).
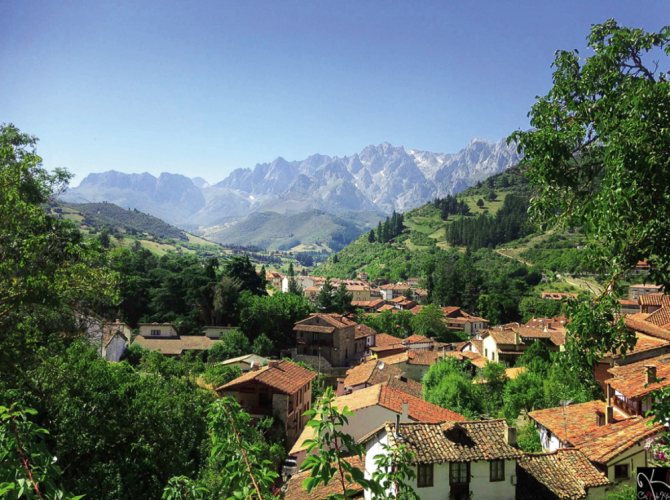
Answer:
top-left (495, 248), bottom-right (532, 266)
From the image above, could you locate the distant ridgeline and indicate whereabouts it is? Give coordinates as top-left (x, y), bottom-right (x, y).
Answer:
top-left (55, 202), bottom-right (188, 241)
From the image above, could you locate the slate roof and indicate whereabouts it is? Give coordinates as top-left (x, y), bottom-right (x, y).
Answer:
top-left (528, 401), bottom-right (627, 446)
top-left (517, 449), bottom-right (611, 500)
top-left (364, 420), bottom-right (522, 464)
top-left (284, 455), bottom-right (365, 500)
top-left (133, 335), bottom-right (220, 355)
top-left (606, 353), bottom-right (670, 398)
top-left (216, 360), bottom-right (317, 395)
top-left (572, 416), bottom-right (664, 464)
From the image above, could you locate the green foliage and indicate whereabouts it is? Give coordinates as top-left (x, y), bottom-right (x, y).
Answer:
top-left (238, 292), bottom-right (313, 349)
top-left (162, 476), bottom-right (207, 500)
top-left (333, 282), bottom-right (353, 314)
top-left (517, 422), bottom-right (542, 453)
top-left (371, 444), bottom-right (420, 500)
top-left (480, 361), bottom-right (508, 415)
top-left (604, 484), bottom-right (636, 500)
top-left (510, 20), bottom-right (670, 375)
top-left (502, 371), bottom-right (545, 421)
top-left (316, 278), bottom-right (336, 313)
top-left (444, 194), bottom-right (531, 250)
top-left (423, 358), bottom-right (481, 419)
top-left (361, 310), bottom-right (414, 338)
top-left (0, 404), bottom-right (83, 500)
top-left (251, 333), bottom-right (274, 357)
top-left (225, 256), bottom-right (265, 297)
top-left (207, 330), bottom-right (251, 363)
top-left (410, 304), bottom-right (448, 340)
top-left (201, 365), bottom-right (242, 388)
top-left (518, 296), bottom-right (563, 323)
top-left (98, 227), bottom-right (111, 248)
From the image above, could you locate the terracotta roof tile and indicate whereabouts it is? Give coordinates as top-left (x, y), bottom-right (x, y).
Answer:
top-left (353, 323), bottom-right (376, 340)
top-left (284, 455), bottom-right (365, 500)
top-left (624, 317), bottom-right (670, 340)
top-left (378, 420), bottom-right (522, 463)
top-left (381, 376), bottom-right (424, 400)
top-left (404, 334), bottom-right (432, 345)
top-left (378, 304), bottom-right (395, 311)
top-left (517, 449), bottom-right (611, 500)
top-left (217, 360), bottom-right (316, 395)
top-left (290, 385), bottom-right (463, 454)
top-left (572, 416), bottom-right (664, 464)
top-left (606, 353), bottom-right (670, 398)
top-left (604, 332), bottom-right (670, 359)
top-left (639, 292), bottom-right (666, 306)
top-left (294, 324), bottom-right (336, 334)
top-left (374, 333), bottom-right (405, 349)
top-left (343, 359), bottom-right (402, 387)
top-left (646, 307), bottom-right (670, 327)
top-left (528, 401), bottom-right (627, 446)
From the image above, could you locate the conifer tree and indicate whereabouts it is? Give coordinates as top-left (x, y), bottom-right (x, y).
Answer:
top-left (333, 282), bottom-right (353, 314)
top-left (316, 278), bottom-right (335, 313)
top-left (368, 230), bottom-right (376, 243)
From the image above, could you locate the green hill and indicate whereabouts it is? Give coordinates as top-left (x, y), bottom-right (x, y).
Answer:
top-left (203, 209), bottom-right (386, 251)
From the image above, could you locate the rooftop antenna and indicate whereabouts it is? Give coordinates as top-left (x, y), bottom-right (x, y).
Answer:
top-left (560, 399), bottom-right (572, 447)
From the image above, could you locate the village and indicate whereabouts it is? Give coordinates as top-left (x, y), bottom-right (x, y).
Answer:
top-left (87, 263), bottom-right (670, 500)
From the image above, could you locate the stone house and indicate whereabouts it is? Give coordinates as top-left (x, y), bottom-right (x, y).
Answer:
top-left (361, 419), bottom-right (522, 500)
top-left (216, 360), bottom-right (317, 447)
top-left (353, 323), bottom-right (376, 359)
top-left (294, 314), bottom-right (357, 367)
top-left (629, 284), bottom-right (664, 301)
top-left (479, 324), bottom-right (565, 366)
top-left (83, 316), bottom-right (132, 362)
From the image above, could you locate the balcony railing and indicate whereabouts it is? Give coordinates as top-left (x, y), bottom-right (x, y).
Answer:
top-left (613, 396), bottom-right (637, 416)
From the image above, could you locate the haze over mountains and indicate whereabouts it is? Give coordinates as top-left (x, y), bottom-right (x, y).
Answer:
top-left (61, 137), bottom-right (520, 246)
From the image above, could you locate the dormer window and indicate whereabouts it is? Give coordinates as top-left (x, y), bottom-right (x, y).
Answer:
top-left (151, 329), bottom-right (161, 336)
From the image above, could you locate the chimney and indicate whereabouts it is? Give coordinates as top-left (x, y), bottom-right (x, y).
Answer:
top-left (514, 331), bottom-right (521, 347)
top-left (395, 413), bottom-right (401, 439)
top-left (251, 362), bottom-right (259, 372)
top-left (268, 360), bottom-right (279, 369)
top-left (336, 378), bottom-right (345, 397)
top-left (606, 405), bottom-right (614, 425)
top-left (115, 318), bottom-right (120, 324)
top-left (402, 401), bottom-right (409, 420)
top-left (645, 364), bottom-right (657, 385)
top-left (595, 410), bottom-right (605, 427)
top-left (505, 426), bottom-right (516, 446)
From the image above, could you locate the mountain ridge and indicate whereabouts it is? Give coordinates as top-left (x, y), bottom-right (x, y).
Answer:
top-left (61, 136), bottom-right (521, 233)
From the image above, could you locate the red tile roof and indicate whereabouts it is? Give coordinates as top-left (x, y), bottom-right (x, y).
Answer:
top-left (517, 449), bottom-right (611, 499)
top-left (353, 323), bottom-right (376, 340)
top-left (294, 324), bottom-right (335, 334)
top-left (529, 401), bottom-right (627, 446)
top-left (284, 455), bottom-right (365, 500)
top-left (374, 333), bottom-right (405, 349)
top-left (572, 416), bottom-right (664, 464)
top-left (216, 360), bottom-right (317, 395)
top-left (646, 307), bottom-right (670, 327)
top-left (404, 334), bottom-right (432, 344)
top-left (606, 353), bottom-right (670, 398)
top-left (624, 317), bottom-right (670, 341)
top-left (367, 420), bottom-right (522, 463)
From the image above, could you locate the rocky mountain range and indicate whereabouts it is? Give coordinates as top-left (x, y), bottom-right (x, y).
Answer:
top-left (61, 137), bottom-right (520, 233)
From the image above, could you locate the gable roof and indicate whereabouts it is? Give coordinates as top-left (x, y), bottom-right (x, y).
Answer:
top-left (517, 449), bottom-right (611, 500)
top-left (603, 332), bottom-right (670, 360)
top-left (132, 335), bottom-right (220, 355)
top-left (381, 376), bottom-right (423, 400)
top-left (284, 455), bottom-right (365, 500)
top-left (528, 401), bottom-right (627, 446)
top-left (219, 354), bottom-right (268, 366)
top-left (216, 360), bottom-right (317, 395)
top-left (366, 420), bottom-right (522, 463)
top-left (606, 353), bottom-right (670, 398)
top-left (343, 359), bottom-right (402, 387)
top-left (624, 317), bottom-right (670, 341)
top-left (404, 334), bottom-right (432, 345)
top-left (645, 306), bottom-right (670, 328)
top-left (289, 385), bottom-right (464, 455)
top-left (373, 333), bottom-right (405, 350)
top-left (571, 416), bottom-right (663, 464)
top-left (354, 323), bottom-right (377, 340)
top-left (295, 313), bottom-right (354, 329)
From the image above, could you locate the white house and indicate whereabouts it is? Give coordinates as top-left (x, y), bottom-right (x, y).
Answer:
top-left (361, 419), bottom-right (522, 500)
top-left (282, 275), bottom-right (314, 293)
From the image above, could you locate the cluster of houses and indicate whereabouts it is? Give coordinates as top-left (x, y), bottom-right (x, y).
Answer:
top-left (83, 268), bottom-right (670, 499)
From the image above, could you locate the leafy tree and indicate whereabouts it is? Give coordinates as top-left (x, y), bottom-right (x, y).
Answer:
top-left (480, 361), bottom-right (508, 415)
top-left (98, 227), bottom-right (111, 248)
top-left (251, 333), bottom-right (274, 357)
top-left (333, 281), bottom-right (353, 314)
top-left (0, 404), bottom-right (83, 500)
top-left (423, 358), bottom-right (481, 419)
top-left (213, 275), bottom-right (243, 326)
top-left (518, 296), bottom-right (563, 323)
top-left (361, 309), bottom-right (414, 338)
top-left (316, 278), bottom-right (336, 313)
top-left (238, 292), bottom-right (313, 349)
top-left (476, 198), bottom-right (484, 208)
top-left (410, 304), bottom-right (447, 340)
top-left (517, 421), bottom-right (542, 453)
top-left (201, 365), bottom-right (242, 388)
top-left (225, 256), bottom-right (265, 296)
top-left (208, 330), bottom-right (252, 362)
top-left (502, 370), bottom-right (544, 421)
top-left (486, 190), bottom-right (497, 202)
top-left (509, 20), bottom-right (670, 376)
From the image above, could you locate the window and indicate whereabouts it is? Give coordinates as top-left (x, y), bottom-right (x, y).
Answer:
top-left (450, 462), bottom-right (469, 485)
top-left (490, 460), bottom-right (504, 482)
top-left (151, 329), bottom-right (161, 336)
top-left (417, 464), bottom-right (434, 488)
top-left (485, 348), bottom-right (488, 357)
top-left (313, 333), bottom-right (319, 341)
top-left (614, 464), bottom-right (629, 480)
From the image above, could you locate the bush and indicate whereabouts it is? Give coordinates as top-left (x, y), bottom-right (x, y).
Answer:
top-left (201, 365), bottom-right (242, 387)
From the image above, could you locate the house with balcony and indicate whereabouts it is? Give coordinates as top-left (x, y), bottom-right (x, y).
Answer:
top-left (442, 307), bottom-right (489, 334)
top-left (293, 314), bottom-right (357, 367)
top-left (361, 419), bottom-right (522, 500)
top-left (216, 360), bottom-right (317, 447)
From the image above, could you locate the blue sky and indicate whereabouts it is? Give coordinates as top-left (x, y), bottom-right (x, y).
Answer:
top-left (1, 1), bottom-right (668, 185)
